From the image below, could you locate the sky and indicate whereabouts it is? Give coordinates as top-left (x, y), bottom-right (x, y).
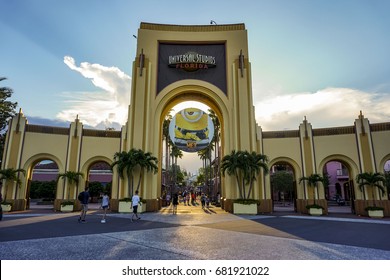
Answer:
top-left (1, 0), bottom-right (390, 173)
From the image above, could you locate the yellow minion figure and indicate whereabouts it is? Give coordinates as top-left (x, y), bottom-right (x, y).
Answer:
top-left (170, 108), bottom-right (213, 152)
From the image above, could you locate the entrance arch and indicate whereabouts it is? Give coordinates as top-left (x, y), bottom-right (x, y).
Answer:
top-left (21, 154), bottom-right (64, 210)
top-left (268, 157), bottom-right (301, 212)
top-left (319, 155), bottom-right (360, 214)
top-left (154, 82), bottom-right (231, 202)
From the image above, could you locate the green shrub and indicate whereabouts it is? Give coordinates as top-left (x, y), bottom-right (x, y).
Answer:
top-left (306, 204), bottom-right (323, 209)
top-left (365, 206), bottom-right (384, 211)
top-left (61, 201), bottom-right (74, 206)
top-left (233, 198), bottom-right (260, 205)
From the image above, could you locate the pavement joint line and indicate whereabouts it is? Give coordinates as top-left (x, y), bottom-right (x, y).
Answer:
top-left (101, 231), bottom-right (199, 260)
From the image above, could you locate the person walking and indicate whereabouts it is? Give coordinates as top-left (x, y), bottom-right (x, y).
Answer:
top-left (201, 193), bottom-right (206, 209)
top-left (166, 193), bottom-right (171, 206)
top-left (131, 190), bottom-right (141, 222)
top-left (100, 192), bottom-right (110, 223)
top-left (78, 187), bottom-right (90, 223)
top-left (172, 193), bottom-right (179, 214)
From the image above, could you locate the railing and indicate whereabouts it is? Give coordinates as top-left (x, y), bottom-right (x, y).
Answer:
top-left (25, 124), bottom-right (69, 135)
top-left (25, 124), bottom-right (121, 138)
top-left (370, 122), bottom-right (390, 132)
top-left (262, 130), bottom-right (299, 138)
top-left (313, 126), bottom-right (355, 136)
top-left (83, 129), bottom-right (121, 138)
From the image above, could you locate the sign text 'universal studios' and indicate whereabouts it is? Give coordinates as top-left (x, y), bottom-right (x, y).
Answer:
top-left (168, 51), bottom-right (216, 71)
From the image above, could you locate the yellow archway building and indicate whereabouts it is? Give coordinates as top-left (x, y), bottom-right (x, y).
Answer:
top-left (2, 23), bottom-right (390, 216)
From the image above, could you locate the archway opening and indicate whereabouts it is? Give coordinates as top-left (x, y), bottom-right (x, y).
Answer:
top-left (29, 160), bottom-right (59, 210)
top-left (87, 161), bottom-right (112, 209)
top-left (270, 163), bottom-right (296, 212)
top-left (161, 100), bottom-right (222, 210)
top-left (323, 160), bottom-right (354, 213)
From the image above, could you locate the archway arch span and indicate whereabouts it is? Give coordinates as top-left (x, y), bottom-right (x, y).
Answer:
top-left (22, 153), bottom-right (64, 194)
top-left (319, 154), bottom-right (360, 213)
top-left (155, 80), bottom-right (229, 125)
top-left (268, 157), bottom-right (302, 180)
top-left (20, 153), bottom-right (64, 209)
top-left (318, 154), bottom-right (359, 180)
top-left (23, 153), bottom-right (64, 175)
top-left (153, 80), bottom-right (230, 201)
top-left (80, 156), bottom-right (113, 203)
top-left (379, 153), bottom-right (390, 172)
top-left (268, 157), bottom-right (301, 212)
top-left (80, 156), bottom-right (113, 176)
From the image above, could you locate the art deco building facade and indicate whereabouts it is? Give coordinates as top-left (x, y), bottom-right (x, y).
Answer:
top-left (2, 23), bottom-right (389, 216)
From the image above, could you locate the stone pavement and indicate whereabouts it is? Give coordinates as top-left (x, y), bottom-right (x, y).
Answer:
top-left (1, 203), bottom-right (390, 260)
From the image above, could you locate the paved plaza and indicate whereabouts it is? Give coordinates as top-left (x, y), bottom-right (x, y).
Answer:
top-left (1, 203), bottom-right (390, 260)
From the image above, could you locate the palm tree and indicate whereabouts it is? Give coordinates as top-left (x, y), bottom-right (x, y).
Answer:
top-left (299, 173), bottom-right (324, 206)
top-left (112, 149), bottom-right (138, 197)
top-left (0, 167), bottom-right (26, 202)
top-left (170, 145), bottom-right (183, 188)
top-left (0, 78), bottom-right (18, 162)
top-left (56, 171), bottom-right (84, 200)
top-left (208, 109), bottom-right (221, 193)
top-left (162, 113), bottom-right (172, 192)
top-left (221, 150), bottom-right (269, 200)
top-left (197, 143), bottom-right (214, 194)
top-left (112, 148), bottom-right (158, 197)
top-left (247, 151), bottom-right (269, 199)
top-left (356, 172), bottom-right (386, 207)
top-left (135, 150), bottom-right (158, 193)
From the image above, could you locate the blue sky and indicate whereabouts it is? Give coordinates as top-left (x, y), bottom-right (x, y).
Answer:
top-left (1, 0), bottom-right (390, 132)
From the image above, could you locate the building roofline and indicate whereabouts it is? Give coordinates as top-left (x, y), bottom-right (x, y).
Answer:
top-left (140, 22), bottom-right (245, 32)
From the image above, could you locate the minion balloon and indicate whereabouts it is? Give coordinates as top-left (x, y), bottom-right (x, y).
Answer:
top-left (169, 108), bottom-right (214, 152)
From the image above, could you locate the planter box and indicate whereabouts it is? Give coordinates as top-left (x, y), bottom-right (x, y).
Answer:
top-left (1, 204), bottom-right (12, 212)
top-left (233, 203), bottom-right (258, 215)
top-left (368, 209), bottom-right (384, 218)
top-left (119, 201), bottom-right (146, 213)
top-left (308, 208), bottom-right (323, 216)
top-left (118, 201), bottom-right (132, 213)
top-left (60, 205), bottom-right (74, 212)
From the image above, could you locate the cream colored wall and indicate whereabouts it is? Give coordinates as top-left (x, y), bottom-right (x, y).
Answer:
top-left (313, 134), bottom-right (360, 171)
top-left (20, 132), bottom-right (68, 200)
top-left (371, 131), bottom-right (390, 172)
top-left (263, 137), bottom-right (303, 198)
top-left (263, 137), bottom-right (302, 162)
top-left (79, 136), bottom-right (120, 198)
top-left (79, 137), bottom-right (119, 167)
top-left (21, 133), bottom-right (68, 167)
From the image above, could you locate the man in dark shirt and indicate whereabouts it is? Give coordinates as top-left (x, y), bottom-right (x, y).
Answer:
top-left (78, 187), bottom-right (90, 223)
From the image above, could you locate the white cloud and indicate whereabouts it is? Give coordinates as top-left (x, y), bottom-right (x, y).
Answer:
top-left (59, 56), bottom-right (131, 128)
top-left (60, 56), bottom-right (390, 135)
top-left (254, 88), bottom-right (390, 131)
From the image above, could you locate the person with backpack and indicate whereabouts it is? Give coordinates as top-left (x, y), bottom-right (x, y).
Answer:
top-left (201, 193), bottom-right (206, 209)
top-left (78, 187), bottom-right (90, 223)
top-left (172, 193), bottom-right (178, 214)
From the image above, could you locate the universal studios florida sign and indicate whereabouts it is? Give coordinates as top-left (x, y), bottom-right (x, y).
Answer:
top-left (168, 51), bottom-right (216, 71)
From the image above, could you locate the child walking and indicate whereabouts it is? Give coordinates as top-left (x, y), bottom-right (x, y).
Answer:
top-left (101, 192), bottom-right (110, 223)
top-left (131, 190), bottom-right (141, 222)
